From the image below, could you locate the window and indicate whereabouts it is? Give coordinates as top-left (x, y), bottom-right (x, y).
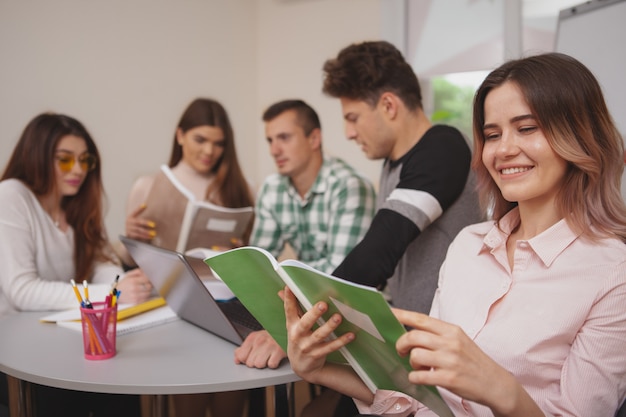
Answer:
top-left (429, 70), bottom-right (489, 142)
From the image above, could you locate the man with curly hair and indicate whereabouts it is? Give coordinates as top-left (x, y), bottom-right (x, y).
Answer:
top-left (326, 40), bottom-right (481, 313)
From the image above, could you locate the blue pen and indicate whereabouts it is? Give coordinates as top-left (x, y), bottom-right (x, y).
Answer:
top-left (112, 289), bottom-right (121, 307)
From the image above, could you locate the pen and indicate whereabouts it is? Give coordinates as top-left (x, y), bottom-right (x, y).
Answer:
top-left (110, 274), bottom-right (120, 293)
top-left (71, 279), bottom-right (106, 354)
top-left (82, 280), bottom-right (93, 309)
top-left (85, 316), bottom-right (105, 354)
top-left (110, 275), bottom-right (120, 307)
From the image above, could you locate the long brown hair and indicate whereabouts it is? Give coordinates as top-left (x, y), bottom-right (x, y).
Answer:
top-left (2, 113), bottom-right (114, 280)
top-left (472, 52), bottom-right (626, 241)
top-left (168, 98), bottom-right (254, 209)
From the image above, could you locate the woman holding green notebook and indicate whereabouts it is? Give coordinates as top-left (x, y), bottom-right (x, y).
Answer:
top-left (283, 53), bottom-right (626, 416)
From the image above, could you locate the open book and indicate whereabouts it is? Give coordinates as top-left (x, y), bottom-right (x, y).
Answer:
top-left (140, 165), bottom-right (254, 252)
top-left (205, 247), bottom-right (454, 417)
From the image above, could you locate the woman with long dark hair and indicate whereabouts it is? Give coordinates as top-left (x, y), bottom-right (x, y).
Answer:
top-left (0, 112), bottom-right (152, 315)
top-left (120, 98), bottom-right (254, 416)
top-left (0, 112), bottom-right (152, 417)
top-left (119, 98), bottom-right (254, 265)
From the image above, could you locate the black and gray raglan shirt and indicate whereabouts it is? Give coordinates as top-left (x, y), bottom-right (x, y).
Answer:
top-left (333, 125), bottom-right (482, 312)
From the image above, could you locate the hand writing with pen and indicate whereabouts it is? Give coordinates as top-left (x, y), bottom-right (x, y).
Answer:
top-left (115, 268), bottom-right (153, 304)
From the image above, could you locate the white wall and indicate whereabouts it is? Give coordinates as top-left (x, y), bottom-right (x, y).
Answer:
top-left (0, 0), bottom-right (387, 238)
top-left (255, 0), bottom-right (383, 187)
top-left (0, 0), bottom-right (259, 237)
top-left (554, 0), bottom-right (626, 199)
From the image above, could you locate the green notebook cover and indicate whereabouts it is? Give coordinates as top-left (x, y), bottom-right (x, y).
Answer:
top-left (205, 246), bottom-right (454, 417)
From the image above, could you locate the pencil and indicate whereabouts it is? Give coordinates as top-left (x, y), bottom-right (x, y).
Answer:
top-left (70, 279), bottom-right (83, 305)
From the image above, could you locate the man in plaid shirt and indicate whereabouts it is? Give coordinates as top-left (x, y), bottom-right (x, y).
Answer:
top-left (234, 99), bottom-right (376, 367)
top-left (250, 100), bottom-right (376, 273)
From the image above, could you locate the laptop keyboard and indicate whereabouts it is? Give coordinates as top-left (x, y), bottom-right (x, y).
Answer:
top-left (218, 299), bottom-right (263, 331)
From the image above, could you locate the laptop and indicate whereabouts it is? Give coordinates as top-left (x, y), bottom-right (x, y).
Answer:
top-left (120, 236), bottom-right (262, 345)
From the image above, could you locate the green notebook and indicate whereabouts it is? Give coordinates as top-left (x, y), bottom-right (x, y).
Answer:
top-left (205, 246), bottom-right (454, 417)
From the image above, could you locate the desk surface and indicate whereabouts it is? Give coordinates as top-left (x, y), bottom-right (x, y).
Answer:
top-left (0, 312), bottom-right (299, 395)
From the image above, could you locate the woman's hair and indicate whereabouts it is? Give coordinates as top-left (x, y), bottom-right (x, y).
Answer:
top-left (1, 112), bottom-right (114, 280)
top-left (472, 52), bottom-right (626, 241)
top-left (168, 98), bottom-right (254, 210)
top-left (322, 40), bottom-right (422, 111)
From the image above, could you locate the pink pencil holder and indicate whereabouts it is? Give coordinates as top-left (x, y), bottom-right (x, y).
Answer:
top-left (80, 301), bottom-right (117, 360)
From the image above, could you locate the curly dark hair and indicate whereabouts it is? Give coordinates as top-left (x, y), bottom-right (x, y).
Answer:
top-left (322, 40), bottom-right (422, 110)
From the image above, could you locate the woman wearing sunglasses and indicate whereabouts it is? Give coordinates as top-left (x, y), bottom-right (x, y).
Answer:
top-left (0, 113), bottom-right (154, 416)
top-left (0, 112), bottom-right (153, 317)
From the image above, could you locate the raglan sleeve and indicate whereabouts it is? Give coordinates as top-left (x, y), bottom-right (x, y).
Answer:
top-left (333, 132), bottom-right (471, 288)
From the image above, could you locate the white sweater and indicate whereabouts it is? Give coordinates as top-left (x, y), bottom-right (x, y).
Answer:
top-left (0, 179), bottom-right (122, 317)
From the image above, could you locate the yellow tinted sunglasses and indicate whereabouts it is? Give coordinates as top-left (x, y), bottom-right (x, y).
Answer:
top-left (55, 152), bottom-right (97, 173)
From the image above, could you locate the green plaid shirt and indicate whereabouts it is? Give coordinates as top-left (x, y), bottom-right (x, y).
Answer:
top-left (250, 156), bottom-right (376, 274)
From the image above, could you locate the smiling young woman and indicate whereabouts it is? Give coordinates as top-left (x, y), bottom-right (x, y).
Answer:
top-left (283, 52), bottom-right (626, 417)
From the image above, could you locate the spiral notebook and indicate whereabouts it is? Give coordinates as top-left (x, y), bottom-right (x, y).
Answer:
top-left (41, 301), bottom-right (179, 335)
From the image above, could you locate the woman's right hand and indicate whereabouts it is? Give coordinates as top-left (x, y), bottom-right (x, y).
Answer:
top-left (282, 287), bottom-right (354, 383)
top-left (125, 204), bottom-right (156, 241)
top-left (282, 287), bottom-right (372, 403)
